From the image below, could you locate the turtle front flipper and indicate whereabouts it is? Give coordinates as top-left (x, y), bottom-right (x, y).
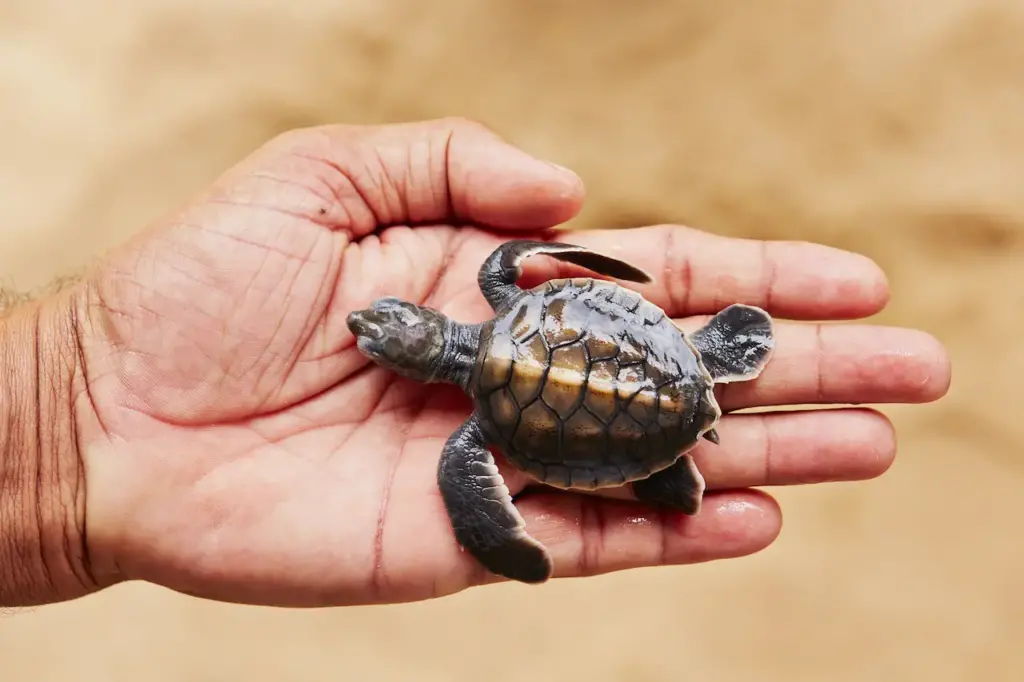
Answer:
top-left (437, 414), bottom-right (554, 583)
top-left (690, 303), bottom-right (775, 383)
top-left (632, 455), bottom-right (706, 515)
top-left (478, 239), bottom-right (654, 311)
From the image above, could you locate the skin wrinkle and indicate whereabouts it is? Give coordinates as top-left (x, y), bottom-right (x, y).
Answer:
top-left (410, 136), bottom-right (437, 222)
top-left (388, 234), bottom-right (420, 295)
top-left (660, 226), bottom-right (691, 316)
top-left (134, 302), bottom-right (170, 328)
top-left (438, 126), bottom-right (455, 220)
top-left (577, 494), bottom-right (604, 577)
top-left (32, 306), bottom-right (55, 594)
top-left (394, 143), bottom-right (414, 223)
top-left (226, 407), bottom-right (332, 454)
top-left (815, 323), bottom-right (825, 403)
top-left (1, 376), bottom-right (14, 594)
top-left (273, 152), bottom-right (363, 241)
top-left (51, 328), bottom-right (91, 589)
top-left (340, 142), bottom-right (401, 227)
top-left (224, 227), bottom-right (277, 367)
top-left (288, 151), bottom-right (381, 235)
top-left (140, 244), bottom-right (226, 324)
top-left (234, 229), bottom-right (312, 402)
top-left (760, 240), bottom-right (777, 313)
top-left (87, 278), bottom-right (131, 354)
top-left (420, 231), bottom-right (469, 310)
top-left (351, 145), bottom-right (396, 225)
top-left (188, 219), bottom-right (319, 264)
top-left (652, 507), bottom-right (670, 570)
top-left (285, 124), bottom-right (458, 234)
top-left (203, 197), bottom-right (344, 232)
top-left (303, 242), bottom-right (347, 362)
top-left (272, 234), bottom-right (345, 398)
top-left (124, 307), bottom-right (242, 409)
top-left (760, 413), bottom-right (774, 485)
top-left (144, 310), bottom-right (225, 390)
top-left (70, 291), bottom-right (110, 439)
top-left (0, 298), bottom-right (96, 604)
top-left (245, 170), bottom-right (336, 206)
top-left (109, 363), bottom-right (317, 429)
top-left (280, 139), bottom-right (352, 212)
top-left (157, 262), bottom-right (229, 315)
top-left (369, 412), bottom-right (404, 600)
top-left (178, 242), bottom-right (270, 393)
top-left (362, 374), bottom-right (415, 600)
top-left (380, 227), bottom-right (459, 309)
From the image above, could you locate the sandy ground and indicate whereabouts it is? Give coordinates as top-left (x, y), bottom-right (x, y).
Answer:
top-left (0, 1), bottom-right (1021, 680)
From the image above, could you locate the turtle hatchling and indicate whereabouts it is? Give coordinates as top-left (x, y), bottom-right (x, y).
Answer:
top-left (346, 239), bottom-right (775, 584)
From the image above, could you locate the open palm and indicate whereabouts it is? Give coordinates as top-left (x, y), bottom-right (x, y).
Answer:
top-left (74, 119), bottom-right (949, 606)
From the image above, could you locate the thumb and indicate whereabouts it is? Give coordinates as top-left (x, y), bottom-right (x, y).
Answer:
top-left (251, 117), bottom-right (586, 235)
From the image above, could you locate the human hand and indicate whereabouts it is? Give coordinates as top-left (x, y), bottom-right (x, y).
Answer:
top-left (14, 118), bottom-right (949, 607)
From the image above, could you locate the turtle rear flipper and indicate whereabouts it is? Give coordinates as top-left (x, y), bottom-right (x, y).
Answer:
top-left (632, 454), bottom-right (706, 515)
top-left (437, 414), bottom-right (554, 583)
top-left (691, 304), bottom-right (775, 383)
top-left (478, 239), bottom-right (653, 311)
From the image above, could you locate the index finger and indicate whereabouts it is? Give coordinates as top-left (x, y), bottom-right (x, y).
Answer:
top-left (516, 224), bottom-right (890, 320)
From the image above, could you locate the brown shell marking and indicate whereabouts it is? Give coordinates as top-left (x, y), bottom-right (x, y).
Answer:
top-left (473, 278), bottom-right (715, 490)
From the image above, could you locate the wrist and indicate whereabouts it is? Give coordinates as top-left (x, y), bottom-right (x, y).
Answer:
top-left (0, 292), bottom-right (99, 606)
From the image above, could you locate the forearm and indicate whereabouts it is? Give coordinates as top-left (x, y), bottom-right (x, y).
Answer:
top-left (0, 296), bottom-right (96, 606)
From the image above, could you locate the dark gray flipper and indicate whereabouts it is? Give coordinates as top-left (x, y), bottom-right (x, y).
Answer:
top-left (436, 414), bottom-right (553, 583)
top-left (691, 304), bottom-right (775, 383)
top-left (632, 454), bottom-right (706, 515)
top-left (477, 239), bottom-right (654, 312)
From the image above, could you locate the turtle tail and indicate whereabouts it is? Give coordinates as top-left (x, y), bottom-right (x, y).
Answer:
top-left (690, 304), bottom-right (775, 383)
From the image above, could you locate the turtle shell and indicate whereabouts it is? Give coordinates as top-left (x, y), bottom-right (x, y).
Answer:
top-left (470, 277), bottom-right (720, 490)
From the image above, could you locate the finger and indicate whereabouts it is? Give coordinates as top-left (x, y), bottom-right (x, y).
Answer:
top-left (696, 409), bottom-right (896, 488)
top-left (249, 118), bottom-right (584, 236)
top-left (509, 489), bottom-right (781, 579)
top-left (686, 321), bottom-right (952, 411)
top-left (512, 224), bottom-right (889, 320)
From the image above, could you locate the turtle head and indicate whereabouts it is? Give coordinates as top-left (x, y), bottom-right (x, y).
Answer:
top-left (346, 297), bottom-right (450, 383)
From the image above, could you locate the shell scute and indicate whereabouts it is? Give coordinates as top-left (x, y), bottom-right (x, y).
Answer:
top-left (584, 333), bottom-right (619, 361)
top-left (488, 388), bottom-right (519, 441)
top-left (543, 346), bottom-right (587, 419)
top-left (540, 297), bottom-right (591, 347)
top-left (512, 400), bottom-right (560, 461)
top-left (478, 333), bottom-right (514, 393)
top-left (563, 408), bottom-right (606, 460)
top-left (583, 378), bottom-right (618, 423)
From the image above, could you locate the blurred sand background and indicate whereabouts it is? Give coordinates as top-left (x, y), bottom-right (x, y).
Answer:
top-left (0, 1), bottom-right (1021, 680)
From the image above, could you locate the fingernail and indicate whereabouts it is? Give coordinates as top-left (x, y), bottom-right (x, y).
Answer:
top-left (544, 160), bottom-right (576, 175)
top-left (538, 159), bottom-right (584, 199)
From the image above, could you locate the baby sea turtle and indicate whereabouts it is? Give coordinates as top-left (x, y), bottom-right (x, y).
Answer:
top-left (346, 239), bottom-right (774, 584)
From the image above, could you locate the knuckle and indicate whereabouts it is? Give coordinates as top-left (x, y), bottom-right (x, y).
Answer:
top-left (263, 124), bottom-right (351, 156)
top-left (431, 115), bottom-right (489, 134)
